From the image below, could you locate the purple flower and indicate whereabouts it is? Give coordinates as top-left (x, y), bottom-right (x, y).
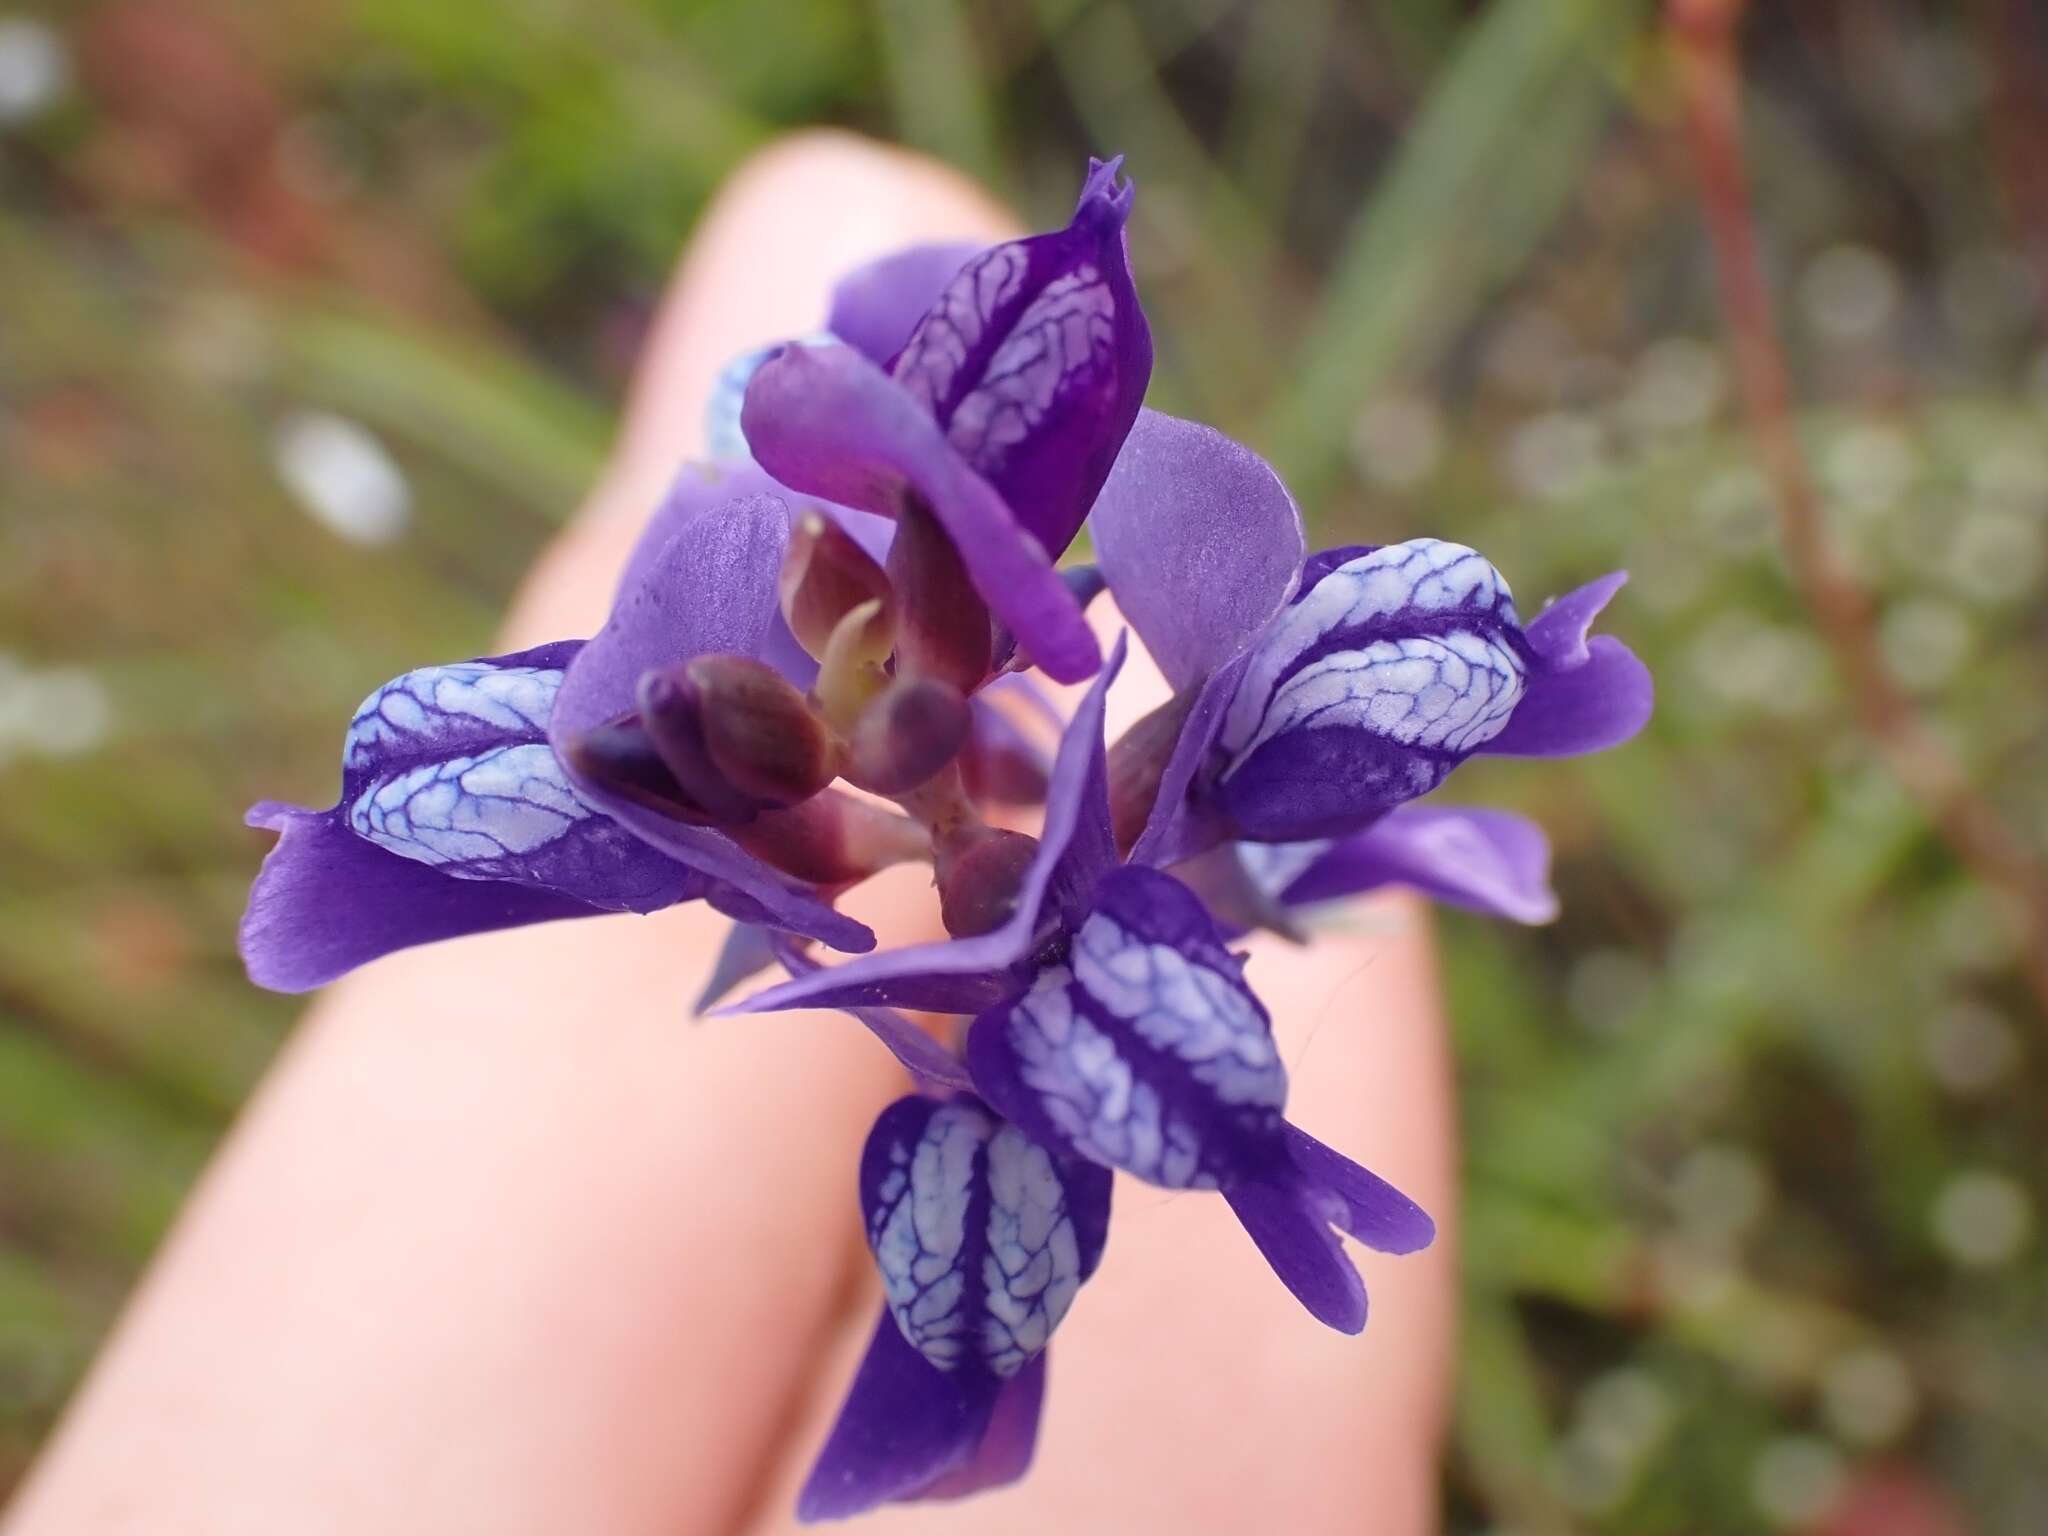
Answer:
top-left (740, 159), bottom-right (1152, 686)
top-left (1089, 410), bottom-right (1654, 860)
top-left (241, 471), bottom-right (886, 992)
top-left (726, 635), bottom-right (1435, 1337)
top-left (799, 1093), bottom-right (1111, 1519)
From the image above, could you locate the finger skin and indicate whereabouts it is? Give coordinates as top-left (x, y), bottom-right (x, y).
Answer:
top-left (2, 133), bottom-right (1016, 1536)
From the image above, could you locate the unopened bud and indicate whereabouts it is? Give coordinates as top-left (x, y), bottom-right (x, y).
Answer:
top-left (845, 677), bottom-right (973, 795)
top-left (937, 827), bottom-right (1040, 938)
top-left (636, 667), bottom-right (761, 823)
top-left (730, 790), bottom-right (930, 886)
top-left (562, 715), bottom-right (719, 825)
top-left (780, 510), bottom-right (894, 660)
top-left (887, 496), bottom-right (991, 693)
top-left (682, 653), bottom-right (839, 807)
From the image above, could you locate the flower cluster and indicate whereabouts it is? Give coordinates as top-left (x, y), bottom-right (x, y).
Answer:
top-left (240, 156), bottom-right (1651, 1521)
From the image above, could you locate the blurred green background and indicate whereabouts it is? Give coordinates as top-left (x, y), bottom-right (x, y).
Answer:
top-left (3, 0), bottom-right (2045, 1529)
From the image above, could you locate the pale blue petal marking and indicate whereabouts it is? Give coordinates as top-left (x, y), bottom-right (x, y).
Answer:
top-left (349, 742), bottom-right (597, 878)
top-left (1221, 540), bottom-right (1528, 774)
top-left (344, 662), bottom-right (563, 770)
top-left (1007, 967), bottom-right (1215, 1191)
top-left (869, 1102), bottom-right (1085, 1379)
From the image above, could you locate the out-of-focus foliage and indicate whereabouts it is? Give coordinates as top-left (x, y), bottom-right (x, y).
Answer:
top-left (3, 0), bottom-right (2045, 1527)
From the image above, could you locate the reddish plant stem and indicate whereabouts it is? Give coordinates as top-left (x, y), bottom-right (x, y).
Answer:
top-left (1670, 0), bottom-right (2048, 1017)
top-left (1975, 0), bottom-right (2048, 319)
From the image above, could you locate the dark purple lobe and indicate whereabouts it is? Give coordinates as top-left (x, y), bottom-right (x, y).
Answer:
top-left (797, 1307), bottom-right (1007, 1522)
top-left (1089, 410), bottom-right (1306, 692)
top-left (239, 804), bottom-right (652, 994)
top-left (1280, 805), bottom-right (1558, 925)
top-left (1480, 572), bottom-right (1653, 757)
top-left (890, 157), bottom-right (1152, 562)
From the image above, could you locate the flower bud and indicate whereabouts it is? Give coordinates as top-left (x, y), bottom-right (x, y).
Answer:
top-left (634, 666), bottom-right (762, 824)
top-left (729, 790), bottom-right (929, 886)
top-left (682, 654), bottom-right (839, 807)
top-left (958, 698), bottom-right (1052, 807)
top-left (936, 826), bottom-right (1040, 938)
top-left (887, 496), bottom-right (991, 694)
top-left (779, 509), bottom-right (894, 661)
top-left (844, 676), bottom-right (973, 795)
top-left (560, 715), bottom-right (720, 825)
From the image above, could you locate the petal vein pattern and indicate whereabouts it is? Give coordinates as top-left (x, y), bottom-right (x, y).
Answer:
top-left (946, 265), bottom-right (1115, 471)
top-left (1222, 540), bottom-right (1528, 771)
top-left (344, 662), bottom-right (562, 769)
top-left (870, 1101), bottom-right (1084, 1379)
top-left (349, 742), bottom-right (593, 873)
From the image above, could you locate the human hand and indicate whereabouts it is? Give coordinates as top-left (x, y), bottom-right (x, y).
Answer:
top-left (5, 133), bottom-right (1455, 1536)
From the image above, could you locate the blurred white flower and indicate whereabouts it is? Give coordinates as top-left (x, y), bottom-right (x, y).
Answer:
top-left (0, 656), bottom-right (113, 763)
top-left (1623, 337), bottom-right (1725, 436)
top-left (1350, 395), bottom-right (1443, 491)
top-left (1670, 1144), bottom-right (1771, 1243)
top-left (1801, 245), bottom-right (1901, 343)
top-left (1932, 1170), bottom-right (2033, 1269)
top-left (1504, 410), bottom-right (1606, 502)
top-left (0, 16), bottom-right (68, 126)
top-left (1943, 509), bottom-right (2044, 605)
top-left (1823, 423), bottom-right (1918, 515)
top-left (1575, 1367), bottom-right (1675, 1468)
top-left (1819, 1346), bottom-right (1918, 1447)
top-left (1923, 999), bottom-right (2021, 1095)
top-left (1750, 1436), bottom-right (1846, 1529)
top-left (1878, 598), bottom-right (1973, 692)
top-left (1695, 465), bottom-right (1775, 555)
top-left (273, 411), bottom-right (412, 546)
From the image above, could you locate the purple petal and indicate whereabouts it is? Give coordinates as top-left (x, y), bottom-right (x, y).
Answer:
top-left (910, 1352), bottom-right (1047, 1506)
top-left (741, 342), bottom-right (1100, 684)
top-left (1481, 572), bottom-right (1651, 756)
top-left (1222, 1180), bottom-right (1368, 1334)
top-left (768, 937), bottom-right (974, 1092)
top-left (1280, 805), bottom-right (1558, 924)
top-left (827, 241), bottom-right (983, 367)
top-left (1125, 655), bottom-right (1243, 869)
top-left (243, 642), bottom-right (717, 992)
top-left (890, 158), bottom-right (1151, 561)
top-left (549, 492), bottom-right (873, 952)
top-left (1090, 410), bottom-right (1306, 692)
top-left (693, 921), bottom-right (779, 1014)
top-left (1281, 1124), bottom-right (1436, 1254)
top-left (1521, 570), bottom-right (1629, 669)
top-left (1482, 636), bottom-right (1654, 757)
top-left (239, 804), bottom-right (655, 994)
top-left (722, 635), bottom-right (1128, 1017)
top-left (619, 462), bottom-right (895, 692)
top-left (797, 1307), bottom-right (1003, 1522)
